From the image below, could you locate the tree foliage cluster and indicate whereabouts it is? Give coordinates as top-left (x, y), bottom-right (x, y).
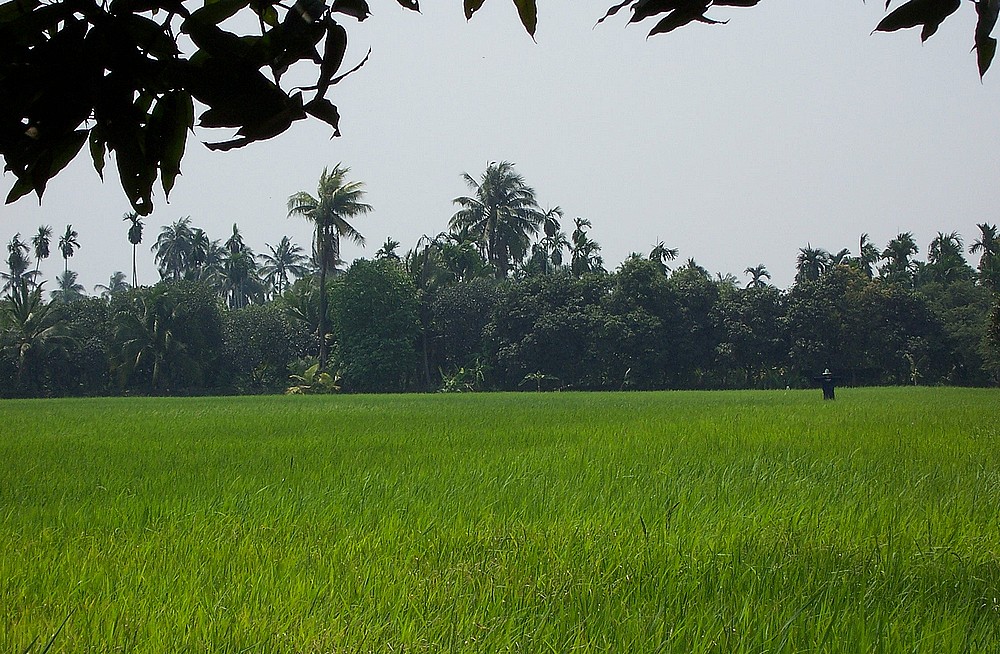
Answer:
top-left (3, 0), bottom-right (996, 216)
top-left (3, 161), bottom-right (998, 396)
top-left (1, 253), bottom-right (996, 397)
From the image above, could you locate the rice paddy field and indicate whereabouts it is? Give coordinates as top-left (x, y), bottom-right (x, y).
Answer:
top-left (1, 387), bottom-right (999, 653)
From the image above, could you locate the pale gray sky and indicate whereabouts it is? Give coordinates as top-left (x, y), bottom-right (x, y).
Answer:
top-left (2, 1), bottom-right (999, 290)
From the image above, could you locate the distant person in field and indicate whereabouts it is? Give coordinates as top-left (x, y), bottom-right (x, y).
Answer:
top-left (814, 368), bottom-right (836, 400)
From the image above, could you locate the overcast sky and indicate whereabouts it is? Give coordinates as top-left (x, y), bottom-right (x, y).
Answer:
top-left (2, 0), bottom-right (1000, 291)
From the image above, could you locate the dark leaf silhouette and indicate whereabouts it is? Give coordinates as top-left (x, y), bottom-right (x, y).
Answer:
top-left (464, 0), bottom-right (487, 19)
top-left (648, 7), bottom-right (725, 37)
top-left (632, 0), bottom-right (709, 24)
top-left (303, 98), bottom-right (342, 135)
top-left (975, 0), bottom-right (999, 77)
top-left (463, 0), bottom-right (535, 35)
top-left (315, 19), bottom-right (348, 97)
top-left (596, 0), bottom-right (631, 24)
top-left (0, 0), bottom-right (993, 217)
top-left (512, 0), bottom-right (537, 36)
top-left (156, 92), bottom-right (194, 197)
top-left (874, 0), bottom-right (961, 42)
top-left (331, 0), bottom-right (370, 21)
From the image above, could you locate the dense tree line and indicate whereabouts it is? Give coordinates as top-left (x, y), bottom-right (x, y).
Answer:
top-left (2, 163), bottom-right (999, 397)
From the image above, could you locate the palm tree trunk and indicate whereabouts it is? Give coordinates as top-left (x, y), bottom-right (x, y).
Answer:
top-left (132, 245), bottom-right (137, 288)
top-left (318, 238), bottom-right (329, 370)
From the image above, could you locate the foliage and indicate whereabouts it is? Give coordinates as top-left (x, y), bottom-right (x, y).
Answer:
top-left (917, 278), bottom-right (995, 385)
top-left (288, 164), bottom-right (372, 369)
top-left (95, 271), bottom-right (131, 300)
top-left (744, 263), bottom-right (770, 289)
top-left (277, 275), bottom-right (324, 347)
top-left (451, 161), bottom-right (545, 279)
top-left (152, 217), bottom-right (221, 281)
top-left (438, 359), bottom-right (486, 392)
top-left (987, 301), bottom-right (1000, 380)
top-left (111, 281), bottom-right (223, 392)
top-left (221, 250), bottom-right (265, 309)
top-left (30, 225), bottom-right (52, 272)
top-left (429, 277), bottom-right (497, 375)
top-left (795, 245), bottom-right (830, 285)
top-left (713, 285), bottom-right (789, 388)
top-left (2, 233), bottom-right (35, 294)
top-left (599, 0), bottom-right (997, 77)
top-left (568, 217), bottom-right (604, 277)
top-left (285, 360), bottom-right (341, 394)
top-left (328, 258), bottom-right (420, 392)
top-left (2, 0), bottom-right (994, 217)
top-left (222, 303), bottom-right (313, 392)
top-left (56, 225), bottom-right (79, 274)
top-left (2, 208), bottom-right (999, 395)
top-left (970, 222), bottom-right (1000, 293)
top-left (52, 297), bottom-right (113, 395)
top-left (486, 272), bottom-right (650, 390)
top-left (0, 0), bottom-right (421, 214)
top-left (0, 280), bottom-right (72, 395)
top-left (260, 236), bottom-right (310, 298)
top-left (785, 265), bottom-right (951, 385)
top-left (124, 212), bottom-right (144, 287)
top-left (49, 269), bottom-right (86, 303)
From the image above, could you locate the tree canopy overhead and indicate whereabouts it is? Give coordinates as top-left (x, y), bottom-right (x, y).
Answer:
top-left (0, 0), bottom-right (419, 215)
top-left (1, 0), bottom-right (995, 215)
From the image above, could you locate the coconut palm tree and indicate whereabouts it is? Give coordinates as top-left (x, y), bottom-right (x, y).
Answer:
top-left (153, 218), bottom-right (193, 280)
top-left (186, 228), bottom-right (226, 285)
top-left (260, 236), bottom-right (310, 297)
top-left (287, 164), bottom-right (372, 369)
top-left (95, 271), bottom-right (131, 300)
top-left (221, 250), bottom-right (263, 309)
top-left (50, 270), bottom-right (86, 303)
top-left (375, 237), bottom-right (402, 261)
top-left (744, 264), bottom-right (771, 289)
top-left (123, 212), bottom-right (143, 287)
top-left (2, 279), bottom-right (70, 392)
top-left (31, 225), bottom-right (52, 277)
top-left (450, 161), bottom-right (545, 279)
top-left (113, 288), bottom-right (185, 391)
top-left (437, 231), bottom-right (490, 282)
top-left (58, 225), bottom-right (79, 274)
top-left (405, 234), bottom-right (453, 292)
top-left (795, 245), bottom-right (830, 284)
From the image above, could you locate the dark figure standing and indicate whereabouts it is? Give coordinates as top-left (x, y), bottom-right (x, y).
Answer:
top-left (815, 368), bottom-right (836, 400)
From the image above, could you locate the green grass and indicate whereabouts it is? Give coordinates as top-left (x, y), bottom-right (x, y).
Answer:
top-left (1, 388), bottom-right (998, 652)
